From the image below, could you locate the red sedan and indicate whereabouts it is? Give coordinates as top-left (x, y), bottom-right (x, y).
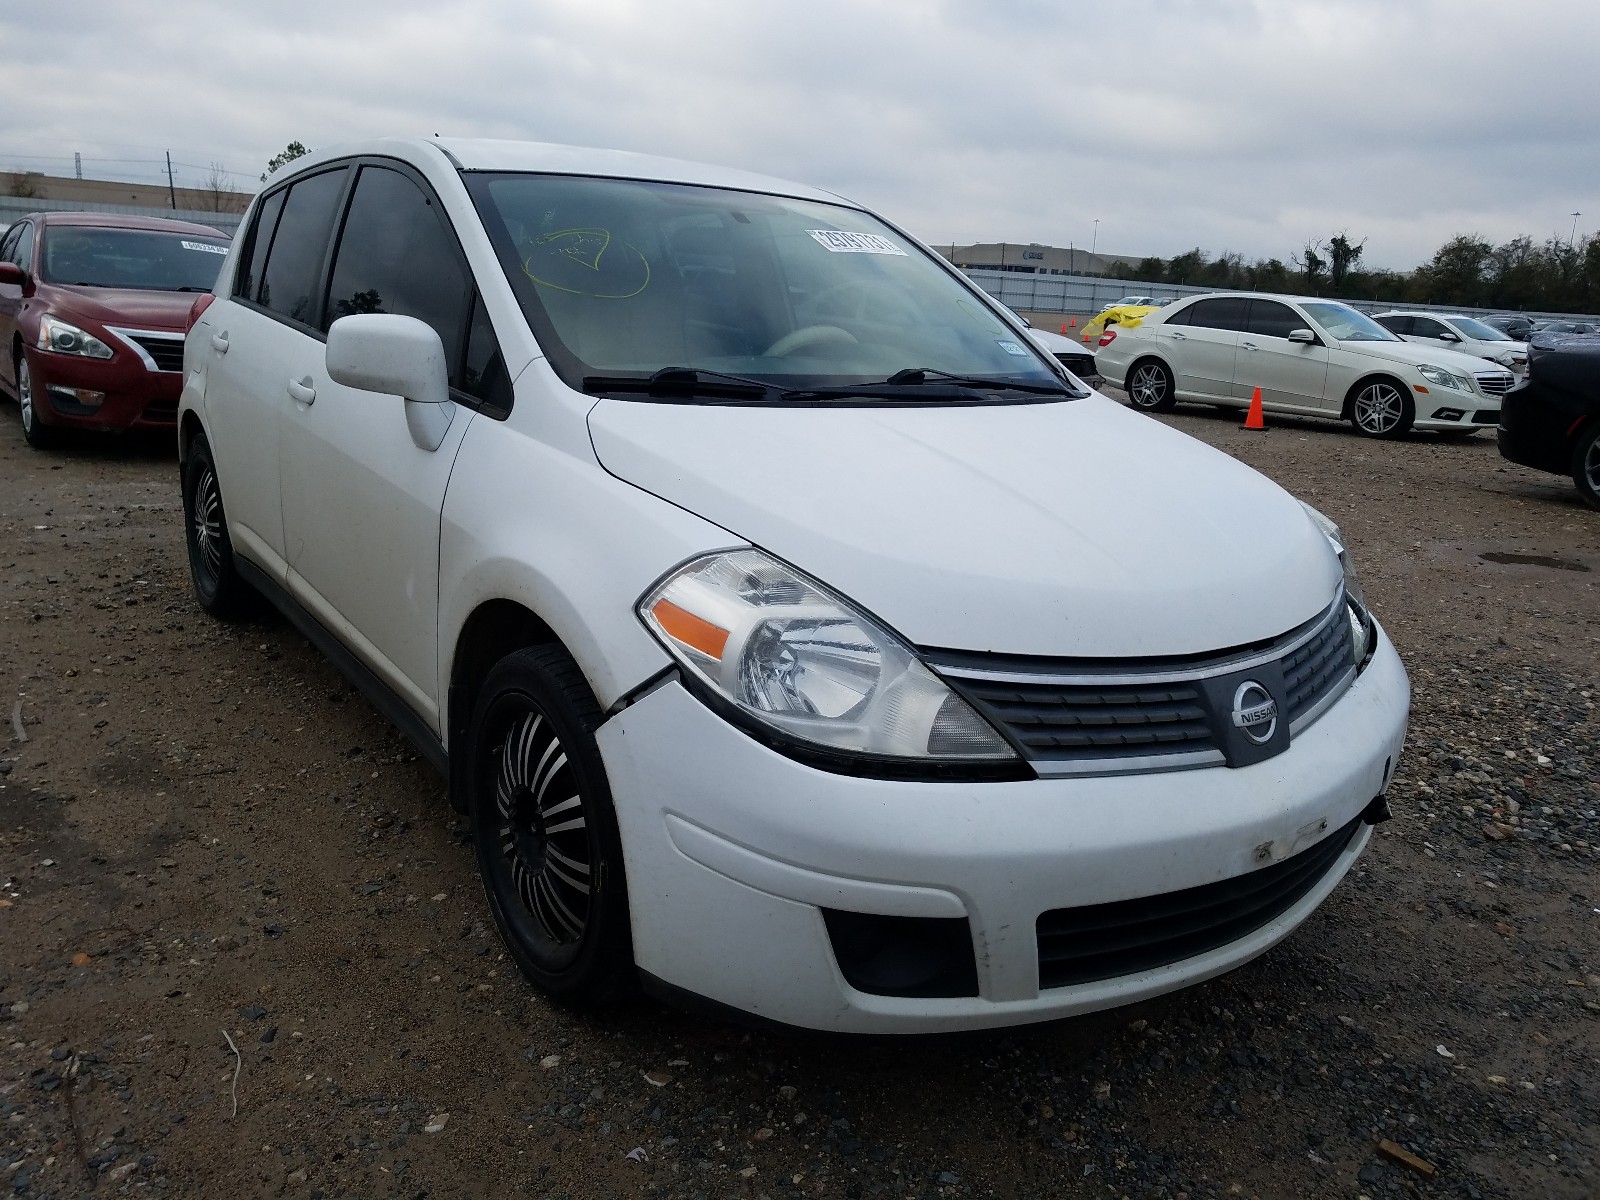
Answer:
top-left (0, 212), bottom-right (230, 448)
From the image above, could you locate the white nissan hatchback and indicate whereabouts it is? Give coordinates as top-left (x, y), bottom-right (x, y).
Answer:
top-left (179, 139), bottom-right (1409, 1033)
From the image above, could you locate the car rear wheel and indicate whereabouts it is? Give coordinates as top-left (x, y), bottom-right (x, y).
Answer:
top-left (468, 645), bottom-right (634, 1007)
top-left (1573, 421), bottom-right (1600, 510)
top-left (1126, 359), bottom-right (1176, 413)
top-left (15, 355), bottom-right (61, 450)
top-left (1349, 379), bottom-right (1414, 439)
top-left (182, 433), bottom-right (255, 617)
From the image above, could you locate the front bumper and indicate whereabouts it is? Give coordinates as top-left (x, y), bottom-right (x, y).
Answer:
top-left (597, 625), bottom-right (1410, 1033)
top-left (1497, 382), bottom-right (1579, 476)
top-left (1411, 393), bottom-right (1502, 431)
top-left (27, 346), bottom-right (180, 431)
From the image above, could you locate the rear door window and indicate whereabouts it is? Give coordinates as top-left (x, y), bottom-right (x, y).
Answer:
top-left (1411, 316), bottom-right (1449, 340)
top-left (1245, 300), bottom-right (1302, 339)
top-left (1374, 315), bottom-right (1410, 336)
top-left (1183, 297), bottom-right (1250, 331)
top-left (258, 167), bottom-right (349, 327)
top-left (235, 190), bottom-right (287, 305)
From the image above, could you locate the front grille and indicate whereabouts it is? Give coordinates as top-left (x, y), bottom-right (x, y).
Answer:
top-left (1281, 608), bottom-right (1352, 723)
top-left (1035, 813), bottom-right (1363, 989)
top-left (130, 335), bottom-right (185, 373)
top-left (926, 592), bottom-right (1355, 774)
top-left (1474, 371), bottom-right (1515, 396)
top-left (950, 679), bottom-right (1217, 761)
top-left (1471, 409), bottom-right (1501, 424)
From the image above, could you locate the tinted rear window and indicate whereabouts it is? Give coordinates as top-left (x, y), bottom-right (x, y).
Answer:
top-left (259, 168), bottom-right (348, 326)
top-left (236, 190), bottom-right (286, 305)
top-left (1184, 297), bottom-right (1250, 331)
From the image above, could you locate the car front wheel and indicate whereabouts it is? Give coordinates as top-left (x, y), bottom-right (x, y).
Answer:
top-left (1573, 421), bottom-right (1600, 510)
top-left (1126, 359), bottom-right (1176, 412)
top-left (16, 354), bottom-right (61, 449)
top-left (1349, 379), bottom-right (1414, 438)
top-left (468, 645), bottom-right (634, 1007)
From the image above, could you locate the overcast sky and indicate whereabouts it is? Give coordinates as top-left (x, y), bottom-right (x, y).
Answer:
top-left (2, 0), bottom-right (1594, 270)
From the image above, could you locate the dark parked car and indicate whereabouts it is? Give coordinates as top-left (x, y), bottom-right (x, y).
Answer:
top-left (1483, 315), bottom-right (1535, 341)
top-left (0, 212), bottom-right (230, 448)
top-left (1497, 333), bottom-right (1600, 508)
top-left (1529, 320), bottom-right (1597, 336)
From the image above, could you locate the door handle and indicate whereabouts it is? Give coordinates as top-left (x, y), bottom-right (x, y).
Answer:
top-left (1169, 331), bottom-right (1187, 340)
top-left (210, 331), bottom-right (229, 354)
top-left (1241, 341), bottom-right (1259, 351)
top-left (286, 376), bottom-right (316, 406)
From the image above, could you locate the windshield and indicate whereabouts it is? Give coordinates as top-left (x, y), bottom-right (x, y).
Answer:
top-left (1300, 302), bottom-right (1398, 342)
top-left (1448, 316), bottom-right (1510, 341)
top-left (467, 174), bottom-right (1064, 401)
top-left (40, 226), bottom-right (230, 291)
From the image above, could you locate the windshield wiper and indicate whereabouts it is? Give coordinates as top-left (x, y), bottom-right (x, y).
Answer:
top-left (582, 366), bottom-right (774, 401)
top-left (884, 367), bottom-right (1072, 394)
top-left (783, 369), bottom-right (1075, 402)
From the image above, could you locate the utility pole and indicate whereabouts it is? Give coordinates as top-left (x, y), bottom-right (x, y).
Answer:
top-left (1571, 212), bottom-right (1582, 246)
top-left (1091, 219), bottom-right (1100, 267)
top-left (73, 152), bottom-right (82, 179)
top-left (165, 151), bottom-right (177, 210)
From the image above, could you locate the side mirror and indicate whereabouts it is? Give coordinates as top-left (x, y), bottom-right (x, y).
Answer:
top-left (326, 314), bottom-right (454, 451)
top-left (1288, 328), bottom-right (1316, 344)
top-left (0, 262), bottom-right (26, 287)
top-left (1438, 331), bottom-right (1461, 342)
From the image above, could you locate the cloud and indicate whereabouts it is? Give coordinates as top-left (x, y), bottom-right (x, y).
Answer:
top-left (2, 0), bottom-right (1595, 268)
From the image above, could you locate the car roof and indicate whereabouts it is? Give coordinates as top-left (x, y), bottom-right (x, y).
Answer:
top-left (275, 136), bottom-right (852, 208)
top-left (23, 211), bottom-right (231, 238)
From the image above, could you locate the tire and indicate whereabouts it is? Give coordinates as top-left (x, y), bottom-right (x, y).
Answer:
top-left (182, 433), bottom-right (255, 618)
top-left (15, 353), bottom-right (61, 450)
top-left (1572, 421), bottom-right (1600, 511)
top-left (468, 645), bottom-right (635, 1007)
top-left (1126, 358), bottom-right (1176, 413)
top-left (1348, 378), bottom-right (1414, 439)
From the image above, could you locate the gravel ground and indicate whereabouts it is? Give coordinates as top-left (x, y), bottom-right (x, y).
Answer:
top-left (1, 391), bottom-right (1597, 1200)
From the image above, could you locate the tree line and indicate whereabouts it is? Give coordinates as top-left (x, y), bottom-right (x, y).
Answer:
top-left (1127, 231), bottom-right (1600, 315)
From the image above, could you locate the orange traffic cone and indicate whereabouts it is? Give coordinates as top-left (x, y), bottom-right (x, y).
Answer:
top-left (1242, 387), bottom-right (1266, 431)
top-left (1068, 316), bottom-right (1077, 328)
top-left (1060, 323), bottom-right (1067, 334)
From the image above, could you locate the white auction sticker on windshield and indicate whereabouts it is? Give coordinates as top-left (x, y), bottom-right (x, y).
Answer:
top-left (806, 230), bottom-right (907, 255)
top-left (996, 340), bottom-right (1031, 356)
top-left (182, 241), bottom-right (229, 255)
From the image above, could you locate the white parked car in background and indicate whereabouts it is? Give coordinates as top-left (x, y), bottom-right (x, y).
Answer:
top-left (1372, 311), bottom-right (1529, 374)
top-left (1101, 294), bottom-right (1167, 310)
top-left (180, 139), bottom-right (1409, 1033)
top-left (1096, 292), bottom-right (1513, 438)
top-left (1024, 323), bottom-right (1099, 378)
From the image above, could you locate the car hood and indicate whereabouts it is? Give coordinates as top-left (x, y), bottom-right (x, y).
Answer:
top-left (587, 392), bottom-right (1340, 658)
top-left (41, 284), bottom-right (196, 332)
top-left (1337, 337), bottom-right (1504, 375)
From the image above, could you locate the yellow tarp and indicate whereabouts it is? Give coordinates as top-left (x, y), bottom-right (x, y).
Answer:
top-left (1080, 304), bottom-right (1160, 344)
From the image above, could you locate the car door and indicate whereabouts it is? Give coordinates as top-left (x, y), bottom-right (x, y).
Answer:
top-left (278, 160), bottom-right (500, 730)
top-left (0, 221), bottom-right (33, 394)
top-left (1162, 297), bottom-right (1246, 400)
top-left (1408, 315), bottom-right (1457, 351)
top-left (197, 166), bottom-right (351, 581)
top-left (1234, 299), bottom-right (1331, 412)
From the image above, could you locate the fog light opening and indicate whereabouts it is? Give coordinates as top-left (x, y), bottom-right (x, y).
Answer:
top-left (1430, 407), bottom-right (1465, 421)
top-left (821, 910), bottom-right (979, 998)
top-left (46, 385), bottom-right (106, 412)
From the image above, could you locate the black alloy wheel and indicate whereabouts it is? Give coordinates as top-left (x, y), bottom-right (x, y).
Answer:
top-left (1349, 378), bottom-right (1415, 439)
top-left (1126, 359), bottom-right (1176, 412)
top-left (1573, 421), bottom-right (1600, 511)
top-left (182, 433), bottom-right (254, 617)
top-left (469, 645), bottom-right (634, 1006)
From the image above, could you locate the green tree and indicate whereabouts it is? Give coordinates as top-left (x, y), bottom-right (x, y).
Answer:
top-left (1300, 243), bottom-right (1327, 292)
top-left (1327, 233), bottom-right (1365, 293)
top-left (1133, 256), bottom-right (1166, 283)
top-left (261, 141), bottom-right (310, 182)
top-left (1165, 248), bottom-right (1208, 285)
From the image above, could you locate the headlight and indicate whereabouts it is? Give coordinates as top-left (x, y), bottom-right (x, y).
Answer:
top-left (639, 549), bottom-right (1017, 763)
top-left (1301, 503), bottom-right (1373, 667)
top-left (1417, 364), bottom-right (1465, 391)
top-left (38, 315), bottom-right (114, 360)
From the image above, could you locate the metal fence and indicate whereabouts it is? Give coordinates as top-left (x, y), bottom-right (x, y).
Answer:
top-left (961, 268), bottom-right (1599, 324)
top-left (0, 195), bottom-right (242, 236)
